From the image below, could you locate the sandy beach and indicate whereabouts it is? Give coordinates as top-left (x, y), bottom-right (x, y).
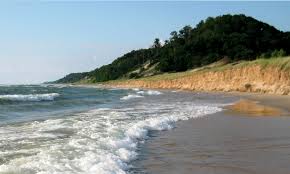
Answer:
top-left (132, 93), bottom-right (290, 174)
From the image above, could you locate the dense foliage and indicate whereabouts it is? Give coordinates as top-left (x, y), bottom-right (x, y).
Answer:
top-left (55, 73), bottom-right (88, 83)
top-left (54, 14), bottom-right (290, 83)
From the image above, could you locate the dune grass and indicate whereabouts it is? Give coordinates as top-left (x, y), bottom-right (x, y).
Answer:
top-left (199, 56), bottom-right (290, 73)
top-left (104, 56), bottom-right (290, 84)
top-left (250, 56), bottom-right (290, 71)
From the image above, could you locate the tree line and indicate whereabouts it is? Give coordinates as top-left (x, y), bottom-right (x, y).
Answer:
top-left (55, 14), bottom-right (290, 83)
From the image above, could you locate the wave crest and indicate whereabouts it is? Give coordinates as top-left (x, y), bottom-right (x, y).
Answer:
top-left (120, 94), bottom-right (143, 100)
top-left (0, 101), bottom-right (223, 174)
top-left (0, 93), bottom-right (60, 102)
top-left (137, 90), bottom-right (162, 95)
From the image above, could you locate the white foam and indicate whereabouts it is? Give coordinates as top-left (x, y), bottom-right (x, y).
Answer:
top-left (137, 90), bottom-right (162, 95)
top-left (120, 94), bottom-right (143, 100)
top-left (0, 93), bottom-right (60, 101)
top-left (0, 99), bottom-right (223, 174)
top-left (132, 88), bottom-right (140, 91)
top-left (147, 90), bottom-right (162, 95)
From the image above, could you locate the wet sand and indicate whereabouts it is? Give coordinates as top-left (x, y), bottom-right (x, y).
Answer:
top-left (133, 93), bottom-right (290, 174)
top-left (238, 93), bottom-right (290, 114)
top-left (225, 99), bottom-right (284, 116)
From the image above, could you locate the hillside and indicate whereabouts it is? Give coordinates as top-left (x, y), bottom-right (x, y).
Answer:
top-left (54, 14), bottom-right (290, 84)
top-left (107, 57), bottom-right (290, 95)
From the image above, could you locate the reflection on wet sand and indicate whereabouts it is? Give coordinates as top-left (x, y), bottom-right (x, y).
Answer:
top-left (135, 94), bottom-right (290, 174)
top-left (226, 99), bottom-right (283, 116)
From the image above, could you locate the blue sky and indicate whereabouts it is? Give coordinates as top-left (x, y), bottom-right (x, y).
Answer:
top-left (0, 1), bottom-right (290, 84)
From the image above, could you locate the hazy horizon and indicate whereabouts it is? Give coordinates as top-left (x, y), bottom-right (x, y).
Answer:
top-left (1, 1), bottom-right (290, 84)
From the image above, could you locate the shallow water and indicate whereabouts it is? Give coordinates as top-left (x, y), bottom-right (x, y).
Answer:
top-left (0, 85), bottom-right (234, 174)
top-left (135, 111), bottom-right (290, 174)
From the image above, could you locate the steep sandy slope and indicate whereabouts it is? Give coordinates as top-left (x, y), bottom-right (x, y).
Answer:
top-left (106, 58), bottom-right (290, 95)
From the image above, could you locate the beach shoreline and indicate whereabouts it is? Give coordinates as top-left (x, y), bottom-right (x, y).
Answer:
top-left (78, 82), bottom-right (290, 113)
top-left (71, 83), bottom-right (290, 173)
top-left (131, 93), bottom-right (290, 174)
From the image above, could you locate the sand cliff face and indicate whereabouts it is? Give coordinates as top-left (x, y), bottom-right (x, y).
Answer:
top-left (109, 65), bottom-right (290, 95)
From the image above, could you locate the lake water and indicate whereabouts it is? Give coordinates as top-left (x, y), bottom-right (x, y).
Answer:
top-left (0, 84), bottom-right (235, 174)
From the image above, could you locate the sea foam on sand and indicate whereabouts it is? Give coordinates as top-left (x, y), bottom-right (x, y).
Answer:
top-left (0, 95), bottom-right (223, 174)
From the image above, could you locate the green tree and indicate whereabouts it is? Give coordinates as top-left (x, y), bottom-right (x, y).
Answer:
top-left (153, 38), bottom-right (162, 48)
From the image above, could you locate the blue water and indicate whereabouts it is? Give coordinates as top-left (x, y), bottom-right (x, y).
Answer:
top-left (0, 84), bottom-right (126, 125)
top-left (0, 84), bottom-right (227, 174)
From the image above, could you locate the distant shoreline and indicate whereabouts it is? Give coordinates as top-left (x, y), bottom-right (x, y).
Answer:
top-left (68, 80), bottom-right (290, 116)
top-left (101, 57), bottom-right (290, 96)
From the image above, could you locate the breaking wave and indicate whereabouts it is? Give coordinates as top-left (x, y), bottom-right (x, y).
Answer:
top-left (0, 93), bottom-right (60, 102)
top-left (0, 101), bottom-right (222, 174)
top-left (137, 90), bottom-right (162, 95)
top-left (120, 94), bottom-right (144, 100)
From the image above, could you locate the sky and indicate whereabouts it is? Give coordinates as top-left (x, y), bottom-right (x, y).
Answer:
top-left (0, 1), bottom-right (290, 84)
